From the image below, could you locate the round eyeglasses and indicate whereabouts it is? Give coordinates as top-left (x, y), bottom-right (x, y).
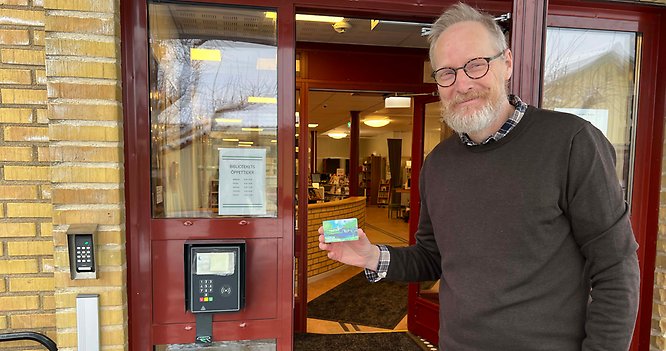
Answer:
top-left (431, 51), bottom-right (504, 88)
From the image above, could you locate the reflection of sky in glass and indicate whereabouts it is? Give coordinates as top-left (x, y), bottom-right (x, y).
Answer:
top-left (156, 40), bottom-right (277, 129)
top-left (544, 28), bottom-right (635, 81)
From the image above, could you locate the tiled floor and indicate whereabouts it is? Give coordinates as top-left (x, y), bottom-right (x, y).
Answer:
top-left (306, 205), bottom-right (411, 334)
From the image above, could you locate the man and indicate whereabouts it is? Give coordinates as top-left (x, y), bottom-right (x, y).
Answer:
top-left (318, 3), bottom-right (640, 350)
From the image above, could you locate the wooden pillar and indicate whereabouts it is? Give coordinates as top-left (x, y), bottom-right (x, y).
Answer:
top-left (350, 111), bottom-right (360, 196)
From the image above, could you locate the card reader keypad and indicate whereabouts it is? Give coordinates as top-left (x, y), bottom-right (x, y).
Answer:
top-left (199, 279), bottom-right (213, 294)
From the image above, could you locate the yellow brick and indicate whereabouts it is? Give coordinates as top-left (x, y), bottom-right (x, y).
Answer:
top-left (40, 222), bottom-right (52, 236)
top-left (36, 108), bottom-right (47, 123)
top-left (53, 208), bottom-right (121, 225)
top-left (46, 37), bottom-right (116, 58)
top-left (0, 278), bottom-right (4, 292)
top-left (54, 268), bottom-right (124, 288)
top-left (38, 146), bottom-right (49, 161)
top-left (0, 315), bottom-right (6, 329)
top-left (0, 9), bottom-right (44, 26)
top-left (0, 217), bottom-right (30, 235)
top-left (48, 81), bottom-right (119, 100)
top-left (51, 146), bottom-right (120, 163)
top-left (0, 258), bottom-right (39, 273)
top-left (56, 331), bottom-right (76, 348)
top-left (42, 294), bottom-right (55, 309)
top-left (0, 48), bottom-right (45, 65)
top-left (42, 257), bottom-right (54, 272)
top-left (45, 15), bottom-right (115, 35)
top-left (0, 88), bottom-right (47, 104)
top-left (0, 146), bottom-right (33, 161)
top-left (41, 184), bottom-right (52, 200)
top-left (49, 103), bottom-right (120, 121)
top-left (0, 29), bottom-right (30, 45)
top-left (50, 124), bottom-right (120, 142)
top-left (4, 126), bottom-right (48, 142)
top-left (0, 108), bottom-right (32, 123)
top-left (52, 187), bottom-right (121, 204)
top-left (7, 240), bottom-right (53, 256)
top-left (9, 277), bottom-right (55, 292)
top-left (52, 166), bottom-right (121, 182)
top-left (3, 165), bottom-right (49, 180)
top-left (56, 310), bottom-right (76, 328)
top-left (55, 288), bottom-right (125, 308)
top-left (47, 59), bottom-right (117, 79)
top-left (0, 185), bottom-right (37, 200)
top-left (36, 69), bottom-right (46, 84)
top-left (0, 0), bottom-right (29, 5)
top-left (44, 0), bottom-right (115, 12)
top-left (98, 249), bottom-right (124, 266)
top-left (10, 312), bottom-right (55, 328)
top-left (33, 30), bottom-right (45, 46)
top-left (0, 295), bottom-right (39, 311)
top-left (101, 326), bottom-right (126, 346)
top-left (6, 203), bottom-right (52, 217)
top-left (0, 69), bottom-right (32, 84)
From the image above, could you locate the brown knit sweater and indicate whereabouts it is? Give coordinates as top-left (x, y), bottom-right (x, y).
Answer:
top-left (386, 106), bottom-right (639, 350)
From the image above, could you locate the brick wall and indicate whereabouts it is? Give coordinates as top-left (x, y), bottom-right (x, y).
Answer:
top-left (0, 0), bottom-right (127, 349)
top-left (306, 197), bottom-right (366, 278)
top-left (0, 0), bottom-right (54, 349)
top-left (44, 0), bottom-right (127, 349)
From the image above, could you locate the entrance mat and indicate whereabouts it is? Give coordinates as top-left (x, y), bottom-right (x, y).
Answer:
top-left (307, 273), bottom-right (408, 329)
top-left (294, 332), bottom-right (427, 351)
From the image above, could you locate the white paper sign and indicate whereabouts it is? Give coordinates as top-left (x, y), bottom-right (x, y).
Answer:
top-left (218, 148), bottom-right (267, 216)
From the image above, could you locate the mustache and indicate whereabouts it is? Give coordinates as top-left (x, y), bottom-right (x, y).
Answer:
top-left (452, 90), bottom-right (487, 105)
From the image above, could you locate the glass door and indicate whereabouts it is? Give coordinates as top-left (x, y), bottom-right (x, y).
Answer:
top-left (542, 28), bottom-right (638, 206)
top-left (407, 94), bottom-right (447, 344)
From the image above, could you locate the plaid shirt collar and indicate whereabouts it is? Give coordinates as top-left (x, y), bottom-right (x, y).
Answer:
top-left (460, 94), bottom-right (527, 146)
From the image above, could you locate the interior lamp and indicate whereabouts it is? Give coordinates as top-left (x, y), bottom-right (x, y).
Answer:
top-left (363, 118), bottom-right (390, 128)
top-left (328, 132), bottom-right (347, 139)
top-left (385, 96), bottom-right (411, 109)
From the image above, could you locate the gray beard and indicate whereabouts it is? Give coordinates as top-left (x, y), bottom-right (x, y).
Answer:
top-left (440, 94), bottom-right (506, 134)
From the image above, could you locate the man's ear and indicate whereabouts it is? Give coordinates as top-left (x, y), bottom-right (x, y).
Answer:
top-left (503, 49), bottom-right (513, 80)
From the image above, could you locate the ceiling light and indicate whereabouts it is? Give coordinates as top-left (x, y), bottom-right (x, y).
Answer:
top-left (308, 123), bottom-right (319, 128)
top-left (363, 118), bottom-right (390, 128)
top-left (215, 118), bottom-right (242, 124)
top-left (297, 14), bottom-right (344, 23)
top-left (248, 96), bottom-right (277, 104)
top-left (241, 127), bottom-right (264, 132)
top-left (190, 48), bottom-right (221, 61)
top-left (385, 96), bottom-right (411, 108)
top-left (328, 132), bottom-right (347, 139)
top-left (222, 138), bottom-right (239, 142)
top-left (239, 141), bottom-right (254, 145)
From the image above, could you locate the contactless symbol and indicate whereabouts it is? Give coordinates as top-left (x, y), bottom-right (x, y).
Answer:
top-left (221, 285), bottom-right (232, 296)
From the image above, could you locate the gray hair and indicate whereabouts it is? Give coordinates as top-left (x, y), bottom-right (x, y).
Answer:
top-left (428, 2), bottom-right (507, 68)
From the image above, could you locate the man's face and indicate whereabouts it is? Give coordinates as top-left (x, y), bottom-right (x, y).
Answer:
top-left (432, 21), bottom-right (513, 134)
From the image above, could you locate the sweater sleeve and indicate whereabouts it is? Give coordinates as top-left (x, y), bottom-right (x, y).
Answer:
top-left (384, 156), bottom-right (442, 282)
top-left (566, 123), bottom-right (640, 350)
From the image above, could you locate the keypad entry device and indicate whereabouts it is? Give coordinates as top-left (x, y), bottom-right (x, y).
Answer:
top-left (74, 234), bottom-right (95, 272)
top-left (185, 241), bottom-right (245, 313)
top-left (67, 224), bottom-right (98, 280)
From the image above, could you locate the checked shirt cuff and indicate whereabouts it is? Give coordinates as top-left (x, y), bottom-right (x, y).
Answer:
top-left (364, 245), bottom-right (390, 282)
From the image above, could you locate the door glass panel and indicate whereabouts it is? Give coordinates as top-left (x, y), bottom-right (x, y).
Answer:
top-left (543, 28), bottom-right (638, 203)
top-left (148, 2), bottom-right (278, 218)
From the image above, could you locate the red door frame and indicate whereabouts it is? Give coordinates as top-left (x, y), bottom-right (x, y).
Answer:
top-left (546, 3), bottom-right (665, 349)
top-left (121, 0), bottom-right (296, 349)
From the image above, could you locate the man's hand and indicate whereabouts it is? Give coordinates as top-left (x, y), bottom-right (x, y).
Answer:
top-left (318, 227), bottom-right (380, 271)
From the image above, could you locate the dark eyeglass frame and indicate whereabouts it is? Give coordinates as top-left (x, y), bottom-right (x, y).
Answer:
top-left (431, 51), bottom-right (505, 88)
